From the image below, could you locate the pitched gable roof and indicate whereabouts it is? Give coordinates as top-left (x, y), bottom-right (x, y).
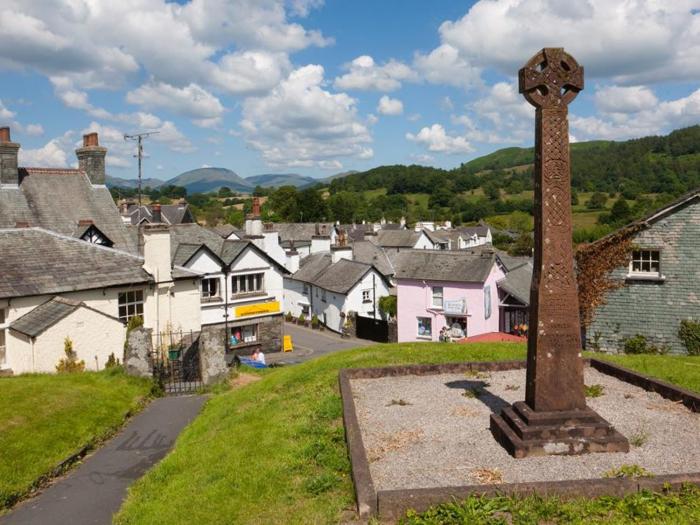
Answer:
top-left (0, 168), bottom-right (139, 253)
top-left (374, 229), bottom-right (423, 248)
top-left (10, 296), bottom-right (121, 338)
top-left (351, 240), bottom-right (394, 276)
top-left (289, 253), bottom-right (387, 294)
top-left (497, 262), bottom-right (533, 305)
top-left (393, 250), bottom-right (496, 283)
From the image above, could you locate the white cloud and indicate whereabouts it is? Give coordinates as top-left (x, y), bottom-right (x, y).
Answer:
top-left (0, 99), bottom-right (16, 120)
top-left (413, 44), bottom-right (481, 89)
top-left (410, 153), bottom-right (434, 164)
top-left (440, 96), bottom-right (454, 111)
top-left (126, 82), bottom-right (224, 121)
top-left (377, 95), bottom-right (403, 116)
top-left (18, 132), bottom-right (73, 167)
top-left (406, 124), bottom-right (473, 154)
top-left (428, 0), bottom-right (700, 86)
top-left (287, 0), bottom-right (325, 18)
top-left (594, 85), bottom-right (659, 114)
top-left (334, 55), bottom-right (416, 91)
top-left (242, 64), bottom-right (373, 168)
top-left (572, 87), bottom-right (700, 140)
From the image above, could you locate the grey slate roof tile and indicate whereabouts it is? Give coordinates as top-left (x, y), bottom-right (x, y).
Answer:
top-left (393, 250), bottom-right (495, 283)
top-left (10, 296), bottom-right (120, 337)
top-left (497, 262), bottom-right (533, 305)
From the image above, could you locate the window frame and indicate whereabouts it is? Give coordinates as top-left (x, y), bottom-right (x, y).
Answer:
top-left (432, 286), bottom-right (444, 309)
top-left (628, 249), bottom-right (663, 279)
top-left (361, 289), bottom-right (372, 303)
top-left (417, 316), bottom-right (432, 338)
top-left (118, 290), bottom-right (144, 323)
top-left (200, 277), bottom-right (220, 300)
top-left (231, 272), bottom-right (265, 297)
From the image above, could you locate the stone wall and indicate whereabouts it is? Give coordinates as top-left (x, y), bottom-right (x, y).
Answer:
top-left (124, 326), bottom-right (152, 378)
top-left (225, 313), bottom-right (284, 355)
top-left (199, 325), bottom-right (229, 385)
top-left (387, 319), bottom-right (398, 343)
top-left (588, 200), bottom-right (700, 354)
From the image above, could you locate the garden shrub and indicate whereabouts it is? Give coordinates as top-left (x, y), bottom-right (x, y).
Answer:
top-left (311, 314), bottom-right (320, 328)
top-left (679, 319), bottom-right (700, 356)
top-left (56, 337), bottom-right (86, 373)
top-left (622, 334), bottom-right (666, 355)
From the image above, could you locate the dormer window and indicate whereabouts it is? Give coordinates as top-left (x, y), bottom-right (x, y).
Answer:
top-left (80, 224), bottom-right (113, 247)
top-left (628, 249), bottom-right (663, 280)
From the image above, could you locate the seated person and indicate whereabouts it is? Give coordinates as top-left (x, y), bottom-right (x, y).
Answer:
top-left (251, 348), bottom-right (266, 365)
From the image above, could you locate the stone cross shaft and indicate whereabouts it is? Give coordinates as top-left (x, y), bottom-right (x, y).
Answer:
top-left (520, 48), bottom-right (585, 412)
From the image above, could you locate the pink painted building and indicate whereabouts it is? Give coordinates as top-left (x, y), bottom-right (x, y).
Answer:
top-left (394, 251), bottom-right (505, 342)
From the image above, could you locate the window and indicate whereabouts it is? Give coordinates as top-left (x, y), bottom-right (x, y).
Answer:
top-left (231, 273), bottom-right (264, 296)
top-left (484, 285), bottom-right (492, 319)
top-left (201, 277), bottom-right (219, 300)
top-left (0, 308), bottom-right (6, 366)
top-left (432, 286), bottom-right (444, 308)
top-left (417, 317), bottom-right (432, 337)
top-left (118, 290), bottom-right (144, 322)
top-left (362, 289), bottom-right (371, 303)
top-left (303, 284), bottom-right (310, 296)
top-left (321, 289), bottom-right (327, 302)
top-left (229, 324), bottom-right (258, 345)
top-left (630, 249), bottom-right (661, 277)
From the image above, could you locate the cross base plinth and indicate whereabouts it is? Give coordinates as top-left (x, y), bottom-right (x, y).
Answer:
top-left (490, 401), bottom-right (629, 458)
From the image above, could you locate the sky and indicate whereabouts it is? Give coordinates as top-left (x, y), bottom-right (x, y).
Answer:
top-left (1, 0), bottom-right (700, 182)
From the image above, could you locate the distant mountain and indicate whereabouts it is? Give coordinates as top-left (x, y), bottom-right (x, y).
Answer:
top-left (167, 167), bottom-right (253, 194)
top-left (106, 175), bottom-right (166, 189)
top-left (245, 173), bottom-right (317, 188)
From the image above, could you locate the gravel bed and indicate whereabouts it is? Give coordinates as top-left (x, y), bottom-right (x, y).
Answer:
top-left (350, 367), bottom-right (700, 490)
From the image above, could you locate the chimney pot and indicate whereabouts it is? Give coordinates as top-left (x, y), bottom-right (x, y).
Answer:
top-left (83, 132), bottom-right (99, 147)
top-left (78, 219), bottom-right (94, 226)
top-left (152, 203), bottom-right (162, 223)
top-left (15, 220), bottom-right (29, 228)
top-left (0, 127), bottom-right (10, 143)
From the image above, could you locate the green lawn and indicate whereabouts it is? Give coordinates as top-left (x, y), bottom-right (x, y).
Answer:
top-left (115, 343), bottom-right (700, 524)
top-left (592, 353), bottom-right (700, 393)
top-left (0, 369), bottom-right (151, 510)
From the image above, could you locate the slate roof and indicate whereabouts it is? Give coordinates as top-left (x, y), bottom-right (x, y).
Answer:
top-left (494, 251), bottom-right (532, 272)
top-left (274, 223), bottom-right (334, 242)
top-left (423, 229), bottom-right (451, 245)
top-left (393, 250), bottom-right (496, 283)
top-left (351, 240), bottom-right (394, 276)
top-left (289, 253), bottom-right (385, 294)
top-left (0, 168), bottom-right (139, 253)
top-left (0, 228), bottom-right (199, 299)
top-left (169, 223), bottom-right (286, 271)
top-left (125, 203), bottom-right (194, 225)
top-left (497, 262), bottom-right (533, 305)
top-left (374, 229), bottom-right (423, 248)
top-left (10, 296), bottom-right (120, 338)
top-left (210, 224), bottom-right (243, 239)
top-left (457, 225), bottom-right (490, 237)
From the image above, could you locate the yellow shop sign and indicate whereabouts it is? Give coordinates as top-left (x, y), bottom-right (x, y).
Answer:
top-left (235, 301), bottom-right (280, 317)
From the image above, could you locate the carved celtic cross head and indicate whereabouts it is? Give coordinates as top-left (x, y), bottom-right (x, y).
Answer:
top-left (519, 48), bottom-right (583, 109)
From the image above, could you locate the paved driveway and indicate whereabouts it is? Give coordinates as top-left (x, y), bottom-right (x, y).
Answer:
top-left (267, 322), bottom-right (373, 365)
top-left (2, 395), bottom-right (206, 525)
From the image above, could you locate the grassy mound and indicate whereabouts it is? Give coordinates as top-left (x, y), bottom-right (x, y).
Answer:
top-left (114, 343), bottom-right (698, 524)
top-left (0, 368), bottom-right (151, 510)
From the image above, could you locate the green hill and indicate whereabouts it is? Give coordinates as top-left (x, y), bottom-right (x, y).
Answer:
top-left (167, 168), bottom-right (253, 194)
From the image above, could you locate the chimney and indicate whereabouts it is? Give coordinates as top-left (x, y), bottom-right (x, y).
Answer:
top-left (331, 245), bottom-right (353, 264)
top-left (0, 126), bottom-right (20, 187)
top-left (251, 196), bottom-right (261, 218)
top-left (286, 249), bottom-right (300, 273)
top-left (152, 203), bottom-right (162, 223)
top-left (310, 234), bottom-right (331, 254)
top-left (76, 132), bottom-right (107, 185)
top-left (245, 198), bottom-right (263, 236)
top-left (142, 224), bottom-right (172, 282)
top-left (14, 220), bottom-right (29, 228)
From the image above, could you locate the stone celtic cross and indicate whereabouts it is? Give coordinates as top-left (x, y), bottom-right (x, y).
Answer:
top-left (490, 48), bottom-right (628, 457)
top-left (520, 48), bottom-right (585, 412)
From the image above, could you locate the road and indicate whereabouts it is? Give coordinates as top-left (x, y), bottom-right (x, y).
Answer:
top-left (2, 395), bottom-right (206, 525)
top-left (267, 322), bottom-right (373, 365)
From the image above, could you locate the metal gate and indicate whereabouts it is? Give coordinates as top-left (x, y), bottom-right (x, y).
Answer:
top-left (355, 316), bottom-right (389, 343)
top-left (151, 330), bottom-right (202, 395)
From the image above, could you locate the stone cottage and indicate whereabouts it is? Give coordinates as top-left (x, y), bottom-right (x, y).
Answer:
top-left (579, 190), bottom-right (700, 354)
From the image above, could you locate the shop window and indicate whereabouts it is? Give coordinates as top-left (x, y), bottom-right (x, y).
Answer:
top-left (230, 324), bottom-right (258, 345)
top-left (417, 317), bottom-right (432, 338)
top-left (118, 290), bottom-right (144, 322)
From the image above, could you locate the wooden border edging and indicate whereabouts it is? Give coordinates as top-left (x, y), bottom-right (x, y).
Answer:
top-left (339, 358), bottom-right (700, 521)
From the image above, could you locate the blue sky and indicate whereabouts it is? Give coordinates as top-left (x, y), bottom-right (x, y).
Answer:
top-left (1, 0), bottom-right (700, 181)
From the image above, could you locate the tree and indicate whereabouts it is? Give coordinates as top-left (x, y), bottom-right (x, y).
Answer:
top-left (218, 186), bottom-right (234, 197)
top-left (378, 295), bottom-right (397, 319)
top-left (267, 186), bottom-right (300, 221)
top-left (509, 232), bottom-right (534, 256)
top-left (56, 337), bottom-right (85, 373)
top-left (328, 191), bottom-right (365, 223)
top-left (483, 181), bottom-right (501, 201)
top-left (428, 186), bottom-right (453, 209)
top-left (608, 197), bottom-right (633, 225)
top-left (586, 192), bottom-right (608, 210)
top-left (508, 211), bottom-right (532, 233)
top-left (297, 188), bottom-right (328, 222)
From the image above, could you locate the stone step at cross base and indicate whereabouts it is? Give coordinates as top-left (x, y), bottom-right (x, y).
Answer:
top-left (490, 401), bottom-right (630, 458)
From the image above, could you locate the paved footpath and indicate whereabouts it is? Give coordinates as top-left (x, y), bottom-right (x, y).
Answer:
top-left (267, 322), bottom-right (373, 365)
top-left (2, 395), bottom-right (206, 525)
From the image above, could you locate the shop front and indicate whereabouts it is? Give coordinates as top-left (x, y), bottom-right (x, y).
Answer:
top-left (228, 300), bottom-right (283, 355)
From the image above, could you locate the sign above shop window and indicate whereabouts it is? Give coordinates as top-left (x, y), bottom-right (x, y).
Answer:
top-left (235, 301), bottom-right (280, 318)
top-left (444, 299), bottom-right (466, 315)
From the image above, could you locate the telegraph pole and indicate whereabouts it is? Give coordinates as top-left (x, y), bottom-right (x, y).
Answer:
top-left (124, 131), bottom-right (159, 213)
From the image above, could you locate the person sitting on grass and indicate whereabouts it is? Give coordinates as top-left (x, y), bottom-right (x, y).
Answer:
top-left (252, 348), bottom-right (266, 365)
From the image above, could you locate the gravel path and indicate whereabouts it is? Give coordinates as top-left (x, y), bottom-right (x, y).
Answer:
top-left (350, 368), bottom-right (700, 490)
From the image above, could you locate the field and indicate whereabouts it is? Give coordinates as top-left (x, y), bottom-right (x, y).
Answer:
top-left (0, 369), bottom-right (151, 510)
top-left (114, 343), bottom-right (699, 524)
